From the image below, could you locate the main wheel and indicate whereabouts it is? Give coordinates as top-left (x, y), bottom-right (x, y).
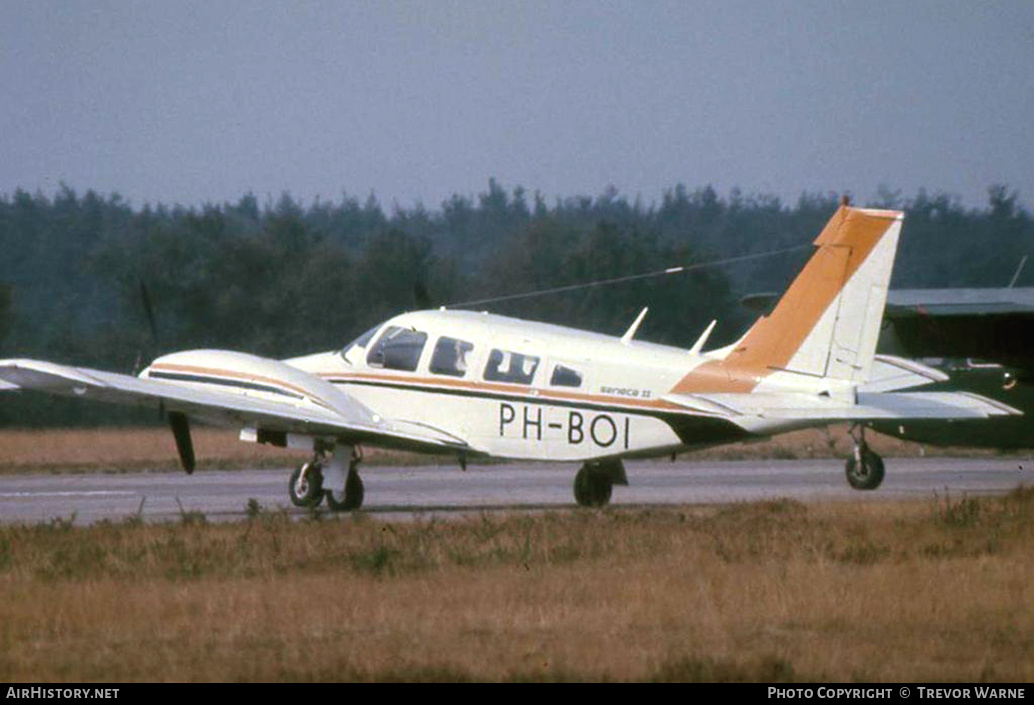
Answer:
top-left (573, 466), bottom-right (613, 507)
top-left (325, 468), bottom-right (364, 511)
top-left (845, 448), bottom-right (885, 491)
top-left (289, 462), bottom-right (324, 507)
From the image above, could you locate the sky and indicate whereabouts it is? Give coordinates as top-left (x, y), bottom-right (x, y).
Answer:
top-left (2, 0), bottom-right (1032, 211)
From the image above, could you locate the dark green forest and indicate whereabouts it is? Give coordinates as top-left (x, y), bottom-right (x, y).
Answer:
top-left (0, 180), bottom-right (1030, 426)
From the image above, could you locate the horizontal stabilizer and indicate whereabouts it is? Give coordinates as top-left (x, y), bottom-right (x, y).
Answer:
top-left (665, 389), bottom-right (1018, 421)
top-left (858, 354), bottom-right (949, 393)
top-left (0, 380), bottom-right (18, 391)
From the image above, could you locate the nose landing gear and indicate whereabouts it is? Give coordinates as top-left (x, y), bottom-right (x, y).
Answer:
top-left (845, 426), bottom-right (885, 491)
top-left (288, 459), bottom-right (325, 507)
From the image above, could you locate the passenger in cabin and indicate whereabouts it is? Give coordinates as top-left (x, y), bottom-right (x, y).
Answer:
top-left (519, 355), bottom-right (534, 378)
top-left (430, 337), bottom-right (474, 377)
top-left (485, 350), bottom-right (505, 379)
top-left (484, 349), bottom-right (538, 384)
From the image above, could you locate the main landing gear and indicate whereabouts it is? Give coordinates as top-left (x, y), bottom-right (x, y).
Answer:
top-left (324, 450), bottom-right (365, 512)
top-left (288, 446), bottom-right (365, 511)
top-left (845, 426), bottom-right (885, 491)
top-left (573, 458), bottom-right (628, 508)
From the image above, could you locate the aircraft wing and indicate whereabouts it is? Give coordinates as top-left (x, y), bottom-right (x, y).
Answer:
top-left (885, 288), bottom-right (1034, 317)
top-left (745, 288), bottom-right (1034, 318)
top-left (881, 288), bottom-right (1034, 369)
top-left (0, 358), bottom-right (469, 453)
top-left (664, 390), bottom-right (1019, 422)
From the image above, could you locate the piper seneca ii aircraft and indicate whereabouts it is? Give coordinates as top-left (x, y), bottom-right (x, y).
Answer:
top-left (0, 203), bottom-right (1020, 508)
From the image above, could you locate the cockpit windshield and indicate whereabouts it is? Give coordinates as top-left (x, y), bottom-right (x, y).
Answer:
top-left (367, 326), bottom-right (428, 371)
top-left (340, 325), bottom-right (380, 364)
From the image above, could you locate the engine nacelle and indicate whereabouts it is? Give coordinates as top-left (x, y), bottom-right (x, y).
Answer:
top-left (140, 349), bottom-right (378, 424)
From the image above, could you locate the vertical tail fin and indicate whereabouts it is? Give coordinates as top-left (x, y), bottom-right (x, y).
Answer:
top-left (674, 204), bottom-right (904, 393)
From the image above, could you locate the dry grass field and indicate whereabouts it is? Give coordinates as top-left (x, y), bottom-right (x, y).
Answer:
top-left (0, 425), bottom-right (1002, 474)
top-left (0, 427), bottom-right (309, 473)
top-left (0, 489), bottom-right (1031, 682)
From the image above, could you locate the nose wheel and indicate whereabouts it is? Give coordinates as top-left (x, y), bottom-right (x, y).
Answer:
top-left (845, 426), bottom-right (885, 491)
top-left (289, 459), bottom-right (324, 507)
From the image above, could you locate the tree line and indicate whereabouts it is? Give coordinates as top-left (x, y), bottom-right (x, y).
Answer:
top-left (0, 180), bottom-right (1030, 426)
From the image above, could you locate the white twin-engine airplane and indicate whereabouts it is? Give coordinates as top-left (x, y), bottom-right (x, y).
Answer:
top-left (0, 204), bottom-right (1020, 509)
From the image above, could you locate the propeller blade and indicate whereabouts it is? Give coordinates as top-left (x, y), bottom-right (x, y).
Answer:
top-left (168, 412), bottom-right (195, 474)
top-left (414, 281), bottom-right (432, 310)
top-left (132, 280), bottom-right (161, 377)
top-left (139, 281), bottom-right (159, 344)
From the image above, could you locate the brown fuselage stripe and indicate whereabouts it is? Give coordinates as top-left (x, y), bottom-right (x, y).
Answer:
top-left (320, 371), bottom-right (688, 413)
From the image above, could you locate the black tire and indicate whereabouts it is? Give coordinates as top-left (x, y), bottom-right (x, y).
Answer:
top-left (573, 466), bottom-right (613, 507)
top-left (845, 449), bottom-right (885, 491)
top-left (289, 462), bottom-right (324, 507)
top-left (325, 468), bottom-right (364, 511)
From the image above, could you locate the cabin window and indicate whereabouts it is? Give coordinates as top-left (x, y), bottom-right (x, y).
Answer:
top-left (366, 326), bottom-right (427, 372)
top-left (484, 349), bottom-right (539, 384)
top-left (550, 364), bottom-right (583, 388)
top-left (430, 337), bottom-right (474, 378)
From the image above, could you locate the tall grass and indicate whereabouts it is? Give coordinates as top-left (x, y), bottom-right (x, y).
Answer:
top-left (1, 489), bottom-right (1031, 681)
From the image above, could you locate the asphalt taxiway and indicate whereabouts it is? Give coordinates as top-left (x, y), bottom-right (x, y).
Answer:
top-left (0, 457), bottom-right (1030, 525)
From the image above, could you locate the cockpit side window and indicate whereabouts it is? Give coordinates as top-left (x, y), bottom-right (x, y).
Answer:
top-left (484, 348), bottom-right (540, 384)
top-left (340, 325), bottom-right (380, 364)
top-left (367, 326), bottom-right (428, 372)
top-left (550, 364), bottom-right (583, 388)
top-left (430, 337), bottom-right (475, 378)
